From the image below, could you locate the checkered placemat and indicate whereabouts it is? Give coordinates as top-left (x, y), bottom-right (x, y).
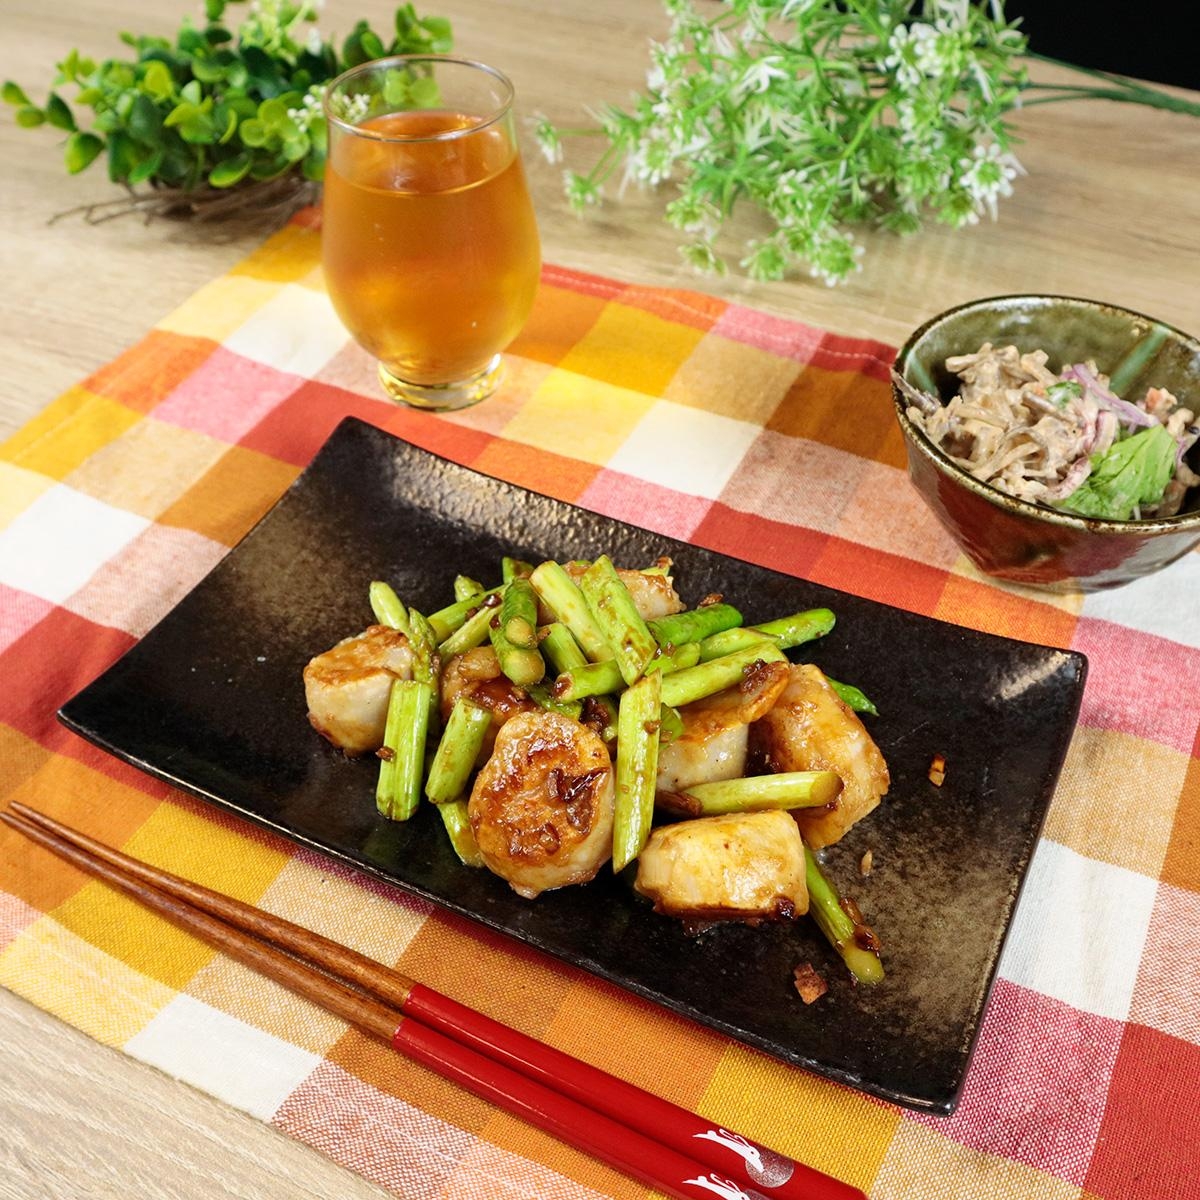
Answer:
top-left (1, 211), bottom-right (1197, 1200)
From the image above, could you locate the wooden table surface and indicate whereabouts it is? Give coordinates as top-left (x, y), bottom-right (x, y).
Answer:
top-left (2, 2), bottom-right (1198, 1195)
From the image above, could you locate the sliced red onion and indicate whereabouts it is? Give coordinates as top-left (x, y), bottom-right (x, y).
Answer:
top-left (1092, 409), bottom-right (1119, 458)
top-left (1042, 455), bottom-right (1092, 501)
top-left (1177, 424), bottom-right (1199, 468)
top-left (1063, 363), bottom-right (1158, 430)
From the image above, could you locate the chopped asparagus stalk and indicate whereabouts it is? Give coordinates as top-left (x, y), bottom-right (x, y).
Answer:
top-left (540, 622), bottom-right (589, 675)
top-left (453, 574), bottom-right (485, 603)
top-left (529, 561), bottom-right (609, 662)
top-left (405, 609), bottom-right (441, 729)
top-left (827, 677), bottom-right (879, 716)
top-left (579, 555), bottom-right (658, 686)
top-left (660, 641), bottom-right (787, 708)
top-left (425, 697), bottom-right (492, 804)
top-left (657, 703), bottom-right (683, 744)
top-left (437, 800), bottom-right (484, 867)
top-left (752, 607), bottom-right (836, 648)
top-left (698, 626), bottom-right (781, 661)
top-left (437, 601), bottom-right (496, 659)
top-left (553, 642), bottom-right (702, 703)
top-left (612, 671), bottom-right (662, 872)
top-left (501, 556), bottom-right (533, 582)
top-left (428, 587), bottom-right (502, 642)
top-left (803, 845), bottom-right (884, 985)
top-left (489, 579), bottom-right (545, 687)
top-left (376, 679), bottom-right (432, 822)
top-left (523, 681), bottom-right (583, 720)
top-left (647, 602), bottom-right (743, 648)
top-left (665, 771), bottom-right (842, 816)
top-left (369, 580), bottom-right (410, 635)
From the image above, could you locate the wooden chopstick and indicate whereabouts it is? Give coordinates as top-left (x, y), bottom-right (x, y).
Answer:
top-left (3, 802), bottom-right (864, 1200)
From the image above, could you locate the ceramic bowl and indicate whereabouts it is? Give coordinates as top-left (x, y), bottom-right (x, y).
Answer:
top-left (892, 294), bottom-right (1200, 592)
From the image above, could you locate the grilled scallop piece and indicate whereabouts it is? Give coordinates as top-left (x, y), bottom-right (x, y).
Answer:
top-left (634, 810), bottom-right (808, 921)
top-left (562, 558), bottom-right (685, 621)
top-left (656, 660), bottom-right (790, 794)
top-left (440, 646), bottom-right (537, 765)
top-left (749, 664), bottom-right (889, 849)
top-left (468, 710), bottom-right (615, 899)
top-left (303, 625), bottom-right (415, 756)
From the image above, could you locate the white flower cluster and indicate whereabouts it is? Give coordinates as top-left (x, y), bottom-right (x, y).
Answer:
top-left (287, 86), bottom-right (326, 131)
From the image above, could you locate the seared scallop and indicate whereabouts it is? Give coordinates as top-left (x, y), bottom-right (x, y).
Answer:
top-left (562, 558), bottom-right (685, 621)
top-left (749, 664), bottom-right (889, 849)
top-left (634, 810), bottom-right (808, 921)
top-left (440, 646), bottom-right (538, 765)
top-left (657, 659), bottom-right (789, 793)
top-left (304, 625), bottom-right (415, 756)
top-left (468, 710), bottom-right (615, 899)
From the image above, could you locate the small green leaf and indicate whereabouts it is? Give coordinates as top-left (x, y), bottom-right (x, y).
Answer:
top-left (127, 147), bottom-right (164, 185)
top-left (2, 81), bottom-right (31, 107)
top-left (360, 30), bottom-right (386, 60)
top-left (105, 130), bottom-right (141, 181)
top-left (238, 117), bottom-right (267, 147)
top-left (383, 69), bottom-right (410, 106)
top-left (208, 152), bottom-right (251, 187)
top-left (408, 76), bottom-right (440, 108)
top-left (45, 92), bottom-right (76, 131)
top-left (128, 92), bottom-right (163, 143)
top-left (213, 103), bottom-right (239, 144)
top-left (64, 131), bottom-right (104, 174)
top-left (181, 79), bottom-right (202, 105)
top-left (204, 0), bottom-right (227, 21)
top-left (420, 17), bottom-right (453, 54)
top-left (15, 105), bottom-right (45, 128)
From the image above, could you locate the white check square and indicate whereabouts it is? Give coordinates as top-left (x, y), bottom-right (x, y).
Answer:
top-left (125, 993), bottom-right (321, 1120)
top-left (0, 485), bottom-right (149, 605)
top-left (222, 283), bottom-right (349, 379)
top-left (606, 400), bottom-right (761, 500)
top-left (997, 838), bottom-right (1157, 1021)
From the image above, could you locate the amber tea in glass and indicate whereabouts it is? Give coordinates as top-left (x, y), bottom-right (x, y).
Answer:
top-left (322, 57), bottom-right (540, 410)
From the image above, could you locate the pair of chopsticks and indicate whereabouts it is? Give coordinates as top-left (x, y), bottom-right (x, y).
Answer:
top-left (2, 802), bottom-right (864, 1200)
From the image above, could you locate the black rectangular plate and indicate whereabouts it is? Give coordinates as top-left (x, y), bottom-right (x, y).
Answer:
top-left (59, 417), bottom-right (1086, 1113)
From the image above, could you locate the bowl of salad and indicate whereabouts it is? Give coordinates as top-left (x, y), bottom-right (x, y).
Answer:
top-left (892, 294), bottom-right (1200, 591)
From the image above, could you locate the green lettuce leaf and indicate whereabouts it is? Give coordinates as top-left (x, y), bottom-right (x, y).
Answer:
top-left (1058, 423), bottom-right (1177, 521)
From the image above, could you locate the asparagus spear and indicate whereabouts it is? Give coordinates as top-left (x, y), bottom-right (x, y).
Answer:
top-left (405, 609), bottom-right (442, 735)
top-left (369, 580), bottom-right (410, 634)
top-left (425, 697), bottom-right (492, 805)
top-left (647, 603), bottom-right (743, 648)
top-left (501, 556), bottom-right (534, 582)
top-left (827, 677), bottom-right (879, 716)
top-left (697, 626), bottom-right (781, 662)
top-left (752, 607), bottom-right (836, 647)
top-left (540, 622), bottom-right (589, 675)
top-left (661, 770), bottom-right (842, 817)
top-left (376, 679), bottom-right (432, 822)
top-left (660, 641), bottom-right (787, 708)
top-left (453, 574), bottom-right (485, 602)
top-left (489, 578), bottom-right (545, 687)
top-left (437, 600), bottom-right (496, 659)
top-left (613, 671), bottom-right (662, 871)
top-left (428, 587), bottom-right (503, 642)
top-left (803, 845), bottom-right (884, 985)
top-left (437, 800), bottom-right (484, 867)
top-left (553, 642), bottom-right (702, 703)
top-left (579, 555), bottom-right (658, 686)
top-left (528, 561), bottom-right (609, 661)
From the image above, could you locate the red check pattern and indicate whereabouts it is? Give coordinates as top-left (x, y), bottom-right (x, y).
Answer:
top-left (0, 211), bottom-right (1197, 1199)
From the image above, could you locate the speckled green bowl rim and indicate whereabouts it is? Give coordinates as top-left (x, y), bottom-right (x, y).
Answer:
top-left (892, 293), bottom-right (1200, 536)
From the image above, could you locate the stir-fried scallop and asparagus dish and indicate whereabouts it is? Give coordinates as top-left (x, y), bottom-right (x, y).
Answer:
top-left (304, 555), bottom-right (889, 994)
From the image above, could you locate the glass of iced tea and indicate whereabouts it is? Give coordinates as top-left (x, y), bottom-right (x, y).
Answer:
top-left (322, 57), bottom-right (541, 410)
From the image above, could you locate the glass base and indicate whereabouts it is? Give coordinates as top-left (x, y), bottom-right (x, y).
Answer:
top-left (377, 354), bottom-right (503, 412)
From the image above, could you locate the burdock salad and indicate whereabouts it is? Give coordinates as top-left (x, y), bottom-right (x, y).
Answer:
top-left (901, 344), bottom-right (1200, 521)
